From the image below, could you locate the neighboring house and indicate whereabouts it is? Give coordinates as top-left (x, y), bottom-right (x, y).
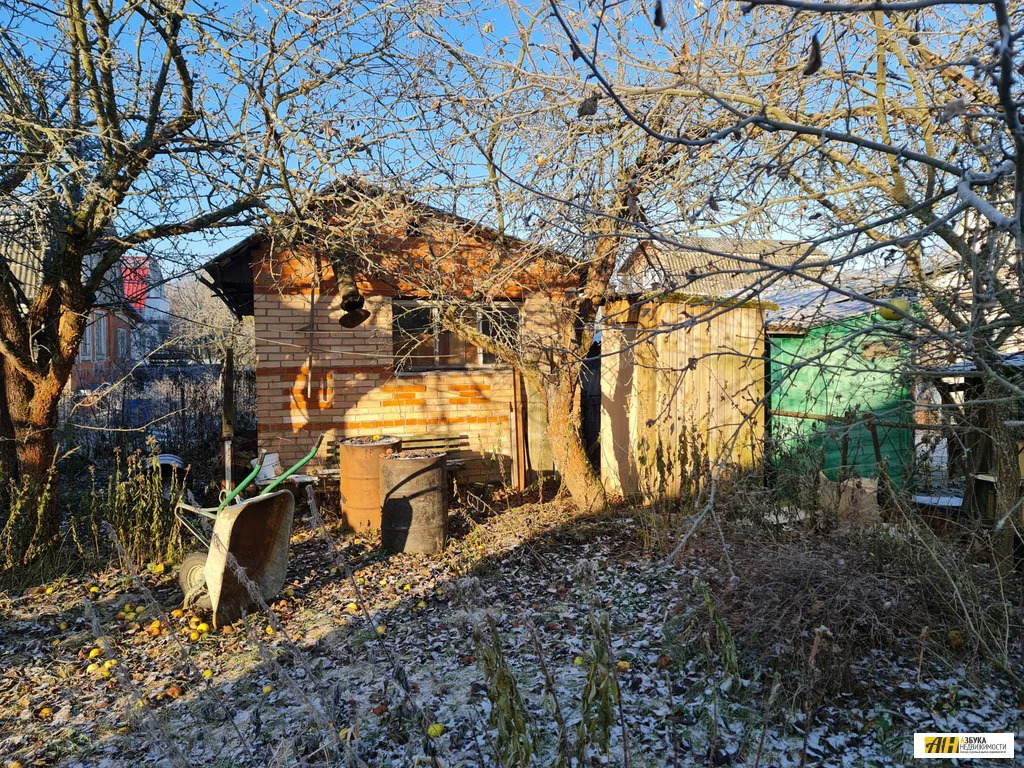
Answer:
top-left (203, 186), bottom-right (572, 484)
top-left (122, 255), bottom-right (170, 360)
top-left (71, 250), bottom-right (141, 390)
top-left (0, 203), bottom-right (137, 391)
top-left (72, 307), bottom-right (137, 390)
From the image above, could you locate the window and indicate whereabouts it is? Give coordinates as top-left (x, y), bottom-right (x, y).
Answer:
top-left (117, 328), bottom-right (129, 361)
top-left (79, 318), bottom-right (93, 361)
top-left (392, 300), bottom-right (520, 371)
top-left (94, 312), bottom-right (108, 360)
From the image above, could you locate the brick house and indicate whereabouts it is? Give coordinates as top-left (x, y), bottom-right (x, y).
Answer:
top-left (71, 307), bottom-right (136, 390)
top-left (204, 187), bottom-right (573, 484)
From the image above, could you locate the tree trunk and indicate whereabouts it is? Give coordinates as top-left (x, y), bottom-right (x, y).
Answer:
top-left (0, 364), bottom-right (15, 521)
top-left (544, 368), bottom-right (606, 513)
top-left (0, 360), bottom-right (62, 564)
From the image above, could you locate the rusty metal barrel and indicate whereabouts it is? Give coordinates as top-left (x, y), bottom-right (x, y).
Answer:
top-left (379, 451), bottom-right (448, 554)
top-left (339, 436), bottom-right (401, 531)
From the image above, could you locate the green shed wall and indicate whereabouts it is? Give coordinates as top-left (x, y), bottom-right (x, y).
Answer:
top-left (768, 313), bottom-right (913, 491)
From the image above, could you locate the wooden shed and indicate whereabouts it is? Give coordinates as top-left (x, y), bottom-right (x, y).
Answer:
top-left (599, 296), bottom-right (767, 500)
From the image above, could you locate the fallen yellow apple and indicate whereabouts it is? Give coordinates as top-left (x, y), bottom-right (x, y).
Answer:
top-left (262, 684), bottom-right (275, 694)
top-left (88, 648), bottom-right (102, 659)
top-left (202, 669), bottom-right (213, 679)
top-left (45, 587), bottom-right (54, 595)
top-left (196, 622), bottom-right (210, 633)
top-left (189, 631), bottom-right (200, 641)
top-left (375, 625), bottom-right (386, 635)
top-left (616, 661), bottom-right (631, 672)
top-left (86, 663), bottom-right (100, 674)
top-left (426, 723), bottom-right (444, 738)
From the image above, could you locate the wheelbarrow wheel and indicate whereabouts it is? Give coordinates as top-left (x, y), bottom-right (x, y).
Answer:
top-left (179, 551), bottom-right (212, 610)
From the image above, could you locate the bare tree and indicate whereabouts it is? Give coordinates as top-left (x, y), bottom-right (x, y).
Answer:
top-left (436, 0), bottom-right (1023, 547)
top-left (0, 0), bottom-right (401, 560)
top-left (312, 5), bottom-right (737, 511)
top-left (166, 279), bottom-right (254, 366)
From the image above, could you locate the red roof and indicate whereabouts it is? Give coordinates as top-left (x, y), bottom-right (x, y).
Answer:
top-left (122, 256), bottom-right (149, 309)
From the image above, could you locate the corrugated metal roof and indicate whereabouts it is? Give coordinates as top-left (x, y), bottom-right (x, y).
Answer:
top-left (622, 238), bottom-right (824, 297)
top-left (763, 256), bottom-right (959, 332)
top-left (1, 202), bottom-right (134, 315)
top-left (764, 285), bottom-right (877, 332)
top-left (0, 205), bottom-right (52, 304)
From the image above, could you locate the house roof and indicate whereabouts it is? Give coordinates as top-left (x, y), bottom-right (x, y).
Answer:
top-left (917, 352), bottom-right (1024, 377)
top-left (621, 238), bottom-right (825, 297)
top-left (1, 202), bottom-right (135, 318)
top-left (204, 179), bottom-right (575, 317)
top-left (763, 282), bottom-right (878, 333)
top-left (764, 253), bottom-right (962, 333)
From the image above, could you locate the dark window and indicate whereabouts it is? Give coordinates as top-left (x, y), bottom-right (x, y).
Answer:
top-left (392, 300), bottom-right (521, 371)
top-left (392, 304), bottom-right (435, 369)
top-left (480, 305), bottom-right (520, 365)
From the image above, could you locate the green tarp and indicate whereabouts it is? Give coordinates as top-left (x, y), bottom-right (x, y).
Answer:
top-left (768, 313), bottom-right (913, 492)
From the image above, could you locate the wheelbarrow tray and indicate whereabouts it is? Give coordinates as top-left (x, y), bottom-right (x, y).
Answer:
top-left (205, 489), bottom-right (294, 627)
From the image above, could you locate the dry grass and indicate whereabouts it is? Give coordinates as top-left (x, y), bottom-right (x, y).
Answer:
top-left (671, 515), bottom-right (1022, 692)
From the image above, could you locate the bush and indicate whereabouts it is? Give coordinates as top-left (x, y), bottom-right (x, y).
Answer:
top-left (78, 450), bottom-right (186, 570)
top-left (0, 469), bottom-right (58, 571)
top-left (671, 517), bottom-right (1021, 691)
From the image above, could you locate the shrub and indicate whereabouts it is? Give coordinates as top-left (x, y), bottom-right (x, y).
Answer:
top-left (82, 450), bottom-right (186, 570)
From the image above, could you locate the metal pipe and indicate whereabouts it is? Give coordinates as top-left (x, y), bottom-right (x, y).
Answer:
top-left (217, 450), bottom-right (266, 513)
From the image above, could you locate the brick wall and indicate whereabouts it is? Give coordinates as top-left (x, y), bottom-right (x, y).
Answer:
top-left (253, 289), bottom-right (556, 483)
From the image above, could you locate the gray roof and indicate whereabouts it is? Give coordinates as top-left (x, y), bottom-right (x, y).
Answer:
top-left (764, 255), bottom-right (961, 332)
top-left (0, 205), bottom-right (53, 304)
top-left (1, 202), bottom-right (132, 314)
top-left (764, 282), bottom-right (877, 332)
top-left (623, 238), bottom-right (824, 297)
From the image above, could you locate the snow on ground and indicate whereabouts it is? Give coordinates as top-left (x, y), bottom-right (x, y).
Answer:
top-left (1, 499), bottom-right (1021, 767)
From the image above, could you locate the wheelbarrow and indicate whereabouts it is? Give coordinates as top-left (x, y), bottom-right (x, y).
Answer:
top-left (175, 436), bottom-right (323, 627)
